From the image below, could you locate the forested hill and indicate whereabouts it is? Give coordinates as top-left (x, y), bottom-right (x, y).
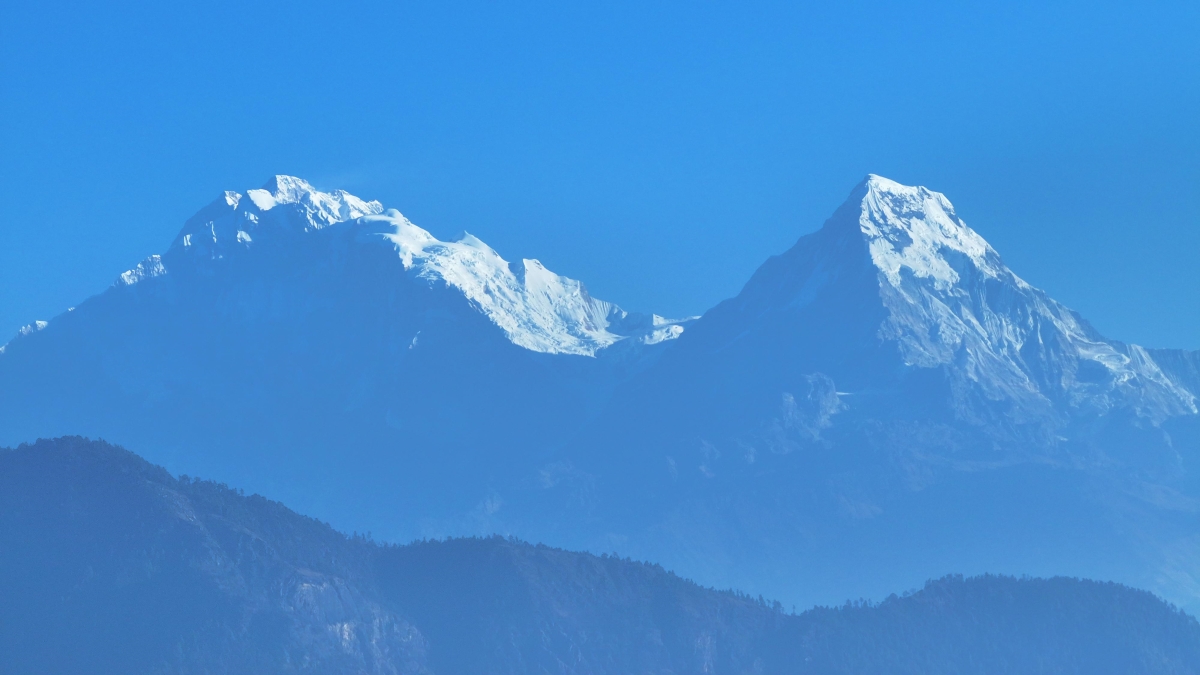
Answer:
top-left (3, 437), bottom-right (1198, 675)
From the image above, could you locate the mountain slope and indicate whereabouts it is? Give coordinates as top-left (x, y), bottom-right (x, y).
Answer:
top-left (568, 174), bottom-right (1200, 611)
top-left (157, 175), bottom-right (683, 356)
top-left (4, 436), bottom-right (1199, 675)
top-left (1, 174), bottom-right (1198, 615)
top-left (606, 175), bottom-right (1195, 453)
top-left (0, 177), bottom-right (687, 537)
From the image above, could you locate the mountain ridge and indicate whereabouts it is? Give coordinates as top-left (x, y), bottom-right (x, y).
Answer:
top-left (121, 174), bottom-right (689, 357)
top-left (619, 174), bottom-right (1198, 445)
top-left (4, 436), bottom-right (1198, 675)
top-left (2, 174), bottom-right (1198, 614)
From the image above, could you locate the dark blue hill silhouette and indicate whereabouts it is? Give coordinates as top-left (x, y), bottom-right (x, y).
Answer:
top-left (2, 436), bottom-right (1198, 674)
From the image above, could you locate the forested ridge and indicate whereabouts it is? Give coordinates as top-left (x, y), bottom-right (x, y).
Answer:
top-left (3, 437), bottom-right (1198, 674)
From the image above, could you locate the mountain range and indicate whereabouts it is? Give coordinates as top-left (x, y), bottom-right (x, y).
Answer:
top-left (2, 174), bottom-right (1197, 611)
top-left (4, 436), bottom-right (1198, 675)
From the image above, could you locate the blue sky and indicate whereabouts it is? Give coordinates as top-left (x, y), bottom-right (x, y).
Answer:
top-left (2, 0), bottom-right (1197, 348)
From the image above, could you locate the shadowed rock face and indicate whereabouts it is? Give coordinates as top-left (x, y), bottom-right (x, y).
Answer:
top-left (3, 436), bottom-right (1200, 675)
top-left (1, 175), bottom-right (1198, 614)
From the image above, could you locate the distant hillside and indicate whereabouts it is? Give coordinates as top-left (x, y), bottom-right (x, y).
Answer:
top-left (2, 437), bottom-right (1198, 674)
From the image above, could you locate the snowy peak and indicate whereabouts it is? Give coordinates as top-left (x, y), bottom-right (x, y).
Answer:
top-left (729, 174), bottom-right (1196, 423)
top-left (852, 176), bottom-right (1194, 419)
top-left (169, 176), bottom-right (384, 256)
top-left (135, 177), bottom-right (688, 357)
top-left (244, 175), bottom-right (384, 227)
top-left (852, 174), bottom-right (1007, 292)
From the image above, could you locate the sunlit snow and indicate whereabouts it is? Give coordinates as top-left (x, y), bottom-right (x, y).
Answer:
top-left (145, 175), bottom-right (687, 356)
top-left (850, 175), bottom-right (1196, 418)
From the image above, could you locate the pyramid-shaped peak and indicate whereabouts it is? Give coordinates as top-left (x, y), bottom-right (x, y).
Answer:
top-left (834, 174), bottom-right (1004, 291)
top-left (863, 173), bottom-right (911, 191)
top-left (857, 174), bottom-right (955, 212)
top-left (862, 172), bottom-right (934, 192)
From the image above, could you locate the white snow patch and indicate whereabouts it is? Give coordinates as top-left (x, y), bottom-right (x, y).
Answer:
top-left (119, 255), bottom-right (167, 286)
top-left (18, 320), bottom-right (49, 336)
top-left (358, 211), bottom-right (638, 355)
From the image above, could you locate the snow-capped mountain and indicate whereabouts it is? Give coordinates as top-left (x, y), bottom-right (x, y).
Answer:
top-left (2, 173), bottom-right (1198, 615)
top-left (119, 175), bottom-right (686, 356)
top-left (854, 175), bottom-right (1192, 424)
top-left (860, 176), bottom-right (1190, 412)
top-left (572, 174), bottom-right (1200, 612)
top-left (605, 175), bottom-right (1197, 458)
top-left (0, 176), bottom-right (689, 545)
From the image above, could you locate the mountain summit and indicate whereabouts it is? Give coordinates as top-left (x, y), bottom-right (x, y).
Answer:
top-left (2, 174), bottom-right (1198, 613)
top-left (630, 174), bottom-right (1197, 454)
top-left (0, 176), bottom-right (692, 544)
top-left (846, 175), bottom-right (1193, 422)
top-left (578, 174), bottom-right (1200, 608)
top-left (127, 175), bottom-right (686, 356)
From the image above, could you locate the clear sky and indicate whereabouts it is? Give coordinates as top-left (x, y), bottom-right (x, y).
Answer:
top-left (2, 0), bottom-right (1197, 348)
